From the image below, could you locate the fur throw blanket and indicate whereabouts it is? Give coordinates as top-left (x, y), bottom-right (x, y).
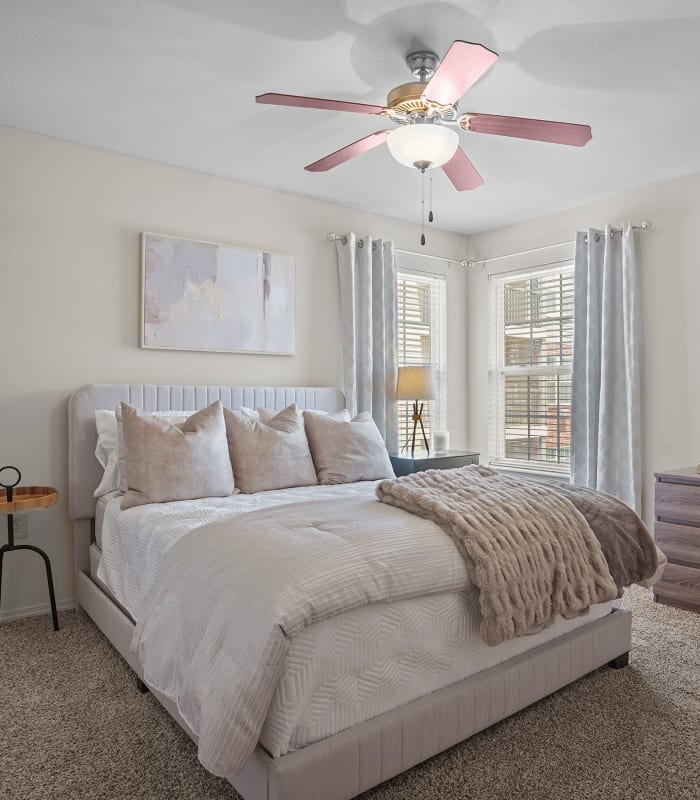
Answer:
top-left (377, 465), bottom-right (659, 645)
top-left (546, 481), bottom-right (659, 591)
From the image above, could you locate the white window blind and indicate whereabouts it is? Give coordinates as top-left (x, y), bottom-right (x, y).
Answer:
top-left (488, 264), bottom-right (574, 474)
top-left (396, 269), bottom-right (447, 451)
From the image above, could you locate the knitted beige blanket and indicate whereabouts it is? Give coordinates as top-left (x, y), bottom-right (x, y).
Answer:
top-left (376, 465), bottom-right (619, 645)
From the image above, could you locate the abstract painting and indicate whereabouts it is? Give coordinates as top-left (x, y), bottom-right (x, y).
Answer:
top-left (141, 232), bottom-right (295, 354)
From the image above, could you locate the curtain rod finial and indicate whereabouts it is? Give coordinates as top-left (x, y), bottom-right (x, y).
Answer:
top-left (640, 219), bottom-right (653, 231)
top-left (327, 232), bottom-right (348, 245)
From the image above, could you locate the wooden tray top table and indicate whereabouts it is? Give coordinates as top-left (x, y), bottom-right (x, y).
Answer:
top-left (0, 466), bottom-right (59, 630)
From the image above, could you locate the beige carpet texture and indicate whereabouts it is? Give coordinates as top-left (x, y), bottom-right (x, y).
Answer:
top-left (1, 586), bottom-right (698, 800)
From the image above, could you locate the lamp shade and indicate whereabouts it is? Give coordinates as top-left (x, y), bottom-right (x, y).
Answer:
top-left (387, 123), bottom-right (459, 169)
top-left (396, 365), bottom-right (436, 401)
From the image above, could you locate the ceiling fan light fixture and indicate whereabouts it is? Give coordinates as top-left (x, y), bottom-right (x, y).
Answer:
top-left (387, 122), bottom-right (459, 170)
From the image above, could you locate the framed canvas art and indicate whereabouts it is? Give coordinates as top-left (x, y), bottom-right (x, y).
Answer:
top-left (141, 232), bottom-right (295, 354)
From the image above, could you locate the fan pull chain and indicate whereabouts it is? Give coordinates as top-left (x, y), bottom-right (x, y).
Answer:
top-left (428, 168), bottom-right (434, 223)
top-left (420, 168), bottom-right (426, 246)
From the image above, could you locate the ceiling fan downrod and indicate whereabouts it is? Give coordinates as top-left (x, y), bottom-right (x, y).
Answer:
top-left (406, 50), bottom-right (440, 83)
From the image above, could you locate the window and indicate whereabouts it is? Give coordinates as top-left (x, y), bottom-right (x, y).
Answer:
top-left (489, 264), bottom-right (574, 474)
top-left (396, 269), bottom-right (447, 450)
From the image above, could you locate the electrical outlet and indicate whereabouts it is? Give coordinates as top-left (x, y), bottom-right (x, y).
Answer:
top-left (13, 515), bottom-right (28, 540)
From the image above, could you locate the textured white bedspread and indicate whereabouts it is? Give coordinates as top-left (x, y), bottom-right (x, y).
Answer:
top-left (261, 588), bottom-right (612, 756)
top-left (131, 495), bottom-right (469, 777)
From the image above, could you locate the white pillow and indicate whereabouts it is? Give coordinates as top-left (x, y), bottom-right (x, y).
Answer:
top-left (316, 409), bottom-right (352, 422)
top-left (93, 408), bottom-right (190, 497)
top-left (238, 406), bottom-right (260, 421)
top-left (93, 410), bottom-right (121, 497)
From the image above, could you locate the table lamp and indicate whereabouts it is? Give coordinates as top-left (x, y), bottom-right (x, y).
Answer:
top-left (396, 365), bottom-right (436, 453)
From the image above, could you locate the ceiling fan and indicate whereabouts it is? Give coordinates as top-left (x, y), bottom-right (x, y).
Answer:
top-left (256, 40), bottom-right (592, 192)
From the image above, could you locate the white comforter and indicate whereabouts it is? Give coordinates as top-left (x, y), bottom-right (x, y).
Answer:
top-left (131, 495), bottom-right (469, 778)
top-left (97, 482), bottom-right (380, 620)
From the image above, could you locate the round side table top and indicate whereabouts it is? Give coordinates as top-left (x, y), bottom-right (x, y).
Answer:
top-left (0, 486), bottom-right (58, 515)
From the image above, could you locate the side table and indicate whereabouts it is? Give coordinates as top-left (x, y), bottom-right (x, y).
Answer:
top-left (0, 466), bottom-right (59, 630)
top-left (390, 450), bottom-right (480, 477)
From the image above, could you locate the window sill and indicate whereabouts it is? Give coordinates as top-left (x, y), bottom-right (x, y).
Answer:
top-left (489, 465), bottom-right (570, 484)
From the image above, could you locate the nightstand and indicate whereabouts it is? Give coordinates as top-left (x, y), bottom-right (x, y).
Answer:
top-left (390, 450), bottom-right (480, 477)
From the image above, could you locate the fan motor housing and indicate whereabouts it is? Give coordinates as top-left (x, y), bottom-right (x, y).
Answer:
top-left (386, 82), bottom-right (427, 113)
top-left (386, 81), bottom-right (459, 122)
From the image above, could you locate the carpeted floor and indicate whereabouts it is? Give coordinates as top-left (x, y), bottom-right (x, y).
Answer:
top-left (1, 587), bottom-right (698, 800)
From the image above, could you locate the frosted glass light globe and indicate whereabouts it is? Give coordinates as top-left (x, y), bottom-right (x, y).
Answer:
top-left (387, 123), bottom-right (459, 169)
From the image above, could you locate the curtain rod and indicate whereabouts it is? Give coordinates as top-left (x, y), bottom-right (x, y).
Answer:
top-left (467, 220), bottom-right (652, 268)
top-left (326, 233), bottom-right (468, 268)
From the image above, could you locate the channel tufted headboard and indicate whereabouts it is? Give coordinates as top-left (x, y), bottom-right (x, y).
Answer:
top-left (68, 384), bottom-right (345, 522)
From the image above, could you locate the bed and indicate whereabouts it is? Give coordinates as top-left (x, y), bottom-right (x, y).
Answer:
top-left (69, 383), bottom-right (633, 800)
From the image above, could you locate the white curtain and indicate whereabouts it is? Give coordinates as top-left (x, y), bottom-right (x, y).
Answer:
top-left (571, 223), bottom-right (641, 511)
top-left (336, 233), bottom-right (398, 453)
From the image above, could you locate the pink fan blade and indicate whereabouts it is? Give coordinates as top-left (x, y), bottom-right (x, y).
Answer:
top-left (422, 41), bottom-right (498, 107)
top-left (467, 113), bottom-right (592, 146)
top-left (305, 131), bottom-right (390, 172)
top-left (441, 147), bottom-right (484, 191)
top-left (256, 93), bottom-right (386, 115)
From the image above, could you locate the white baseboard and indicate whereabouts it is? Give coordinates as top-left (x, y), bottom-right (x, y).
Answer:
top-left (0, 598), bottom-right (76, 622)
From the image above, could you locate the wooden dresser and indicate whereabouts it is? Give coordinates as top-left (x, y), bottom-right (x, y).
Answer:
top-left (654, 467), bottom-right (700, 613)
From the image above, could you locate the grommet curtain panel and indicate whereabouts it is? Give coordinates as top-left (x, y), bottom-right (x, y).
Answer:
top-left (571, 223), bottom-right (641, 511)
top-left (336, 233), bottom-right (399, 454)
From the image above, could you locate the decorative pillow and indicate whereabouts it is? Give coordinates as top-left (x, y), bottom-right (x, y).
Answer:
top-left (120, 401), bottom-right (234, 510)
top-left (94, 408), bottom-right (189, 497)
top-left (303, 411), bottom-right (395, 484)
top-left (114, 408), bottom-right (190, 494)
top-left (223, 404), bottom-right (317, 493)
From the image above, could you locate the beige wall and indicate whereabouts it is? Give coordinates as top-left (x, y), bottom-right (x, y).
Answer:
top-left (5, 123), bottom-right (698, 618)
top-left (0, 126), bottom-right (469, 618)
top-left (466, 171), bottom-right (700, 526)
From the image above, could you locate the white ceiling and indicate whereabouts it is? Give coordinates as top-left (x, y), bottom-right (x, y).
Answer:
top-left (2, 0), bottom-right (700, 234)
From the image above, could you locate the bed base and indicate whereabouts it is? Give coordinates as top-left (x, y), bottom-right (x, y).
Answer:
top-left (77, 569), bottom-right (631, 800)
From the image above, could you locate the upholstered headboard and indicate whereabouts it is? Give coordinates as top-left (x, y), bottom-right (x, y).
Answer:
top-left (68, 384), bottom-right (345, 522)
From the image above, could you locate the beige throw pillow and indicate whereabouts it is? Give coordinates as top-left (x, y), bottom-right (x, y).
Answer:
top-left (116, 408), bottom-right (189, 494)
top-left (224, 404), bottom-right (318, 493)
top-left (120, 401), bottom-right (234, 510)
top-left (303, 411), bottom-right (395, 484)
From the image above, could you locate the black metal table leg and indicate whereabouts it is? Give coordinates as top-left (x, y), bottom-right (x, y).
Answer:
top-left (0, 545), bottom-right (5, 615)
top-left (0, 537), bottom-right (60, 631)
top-left (22, 544), bottom-right (59, 631)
